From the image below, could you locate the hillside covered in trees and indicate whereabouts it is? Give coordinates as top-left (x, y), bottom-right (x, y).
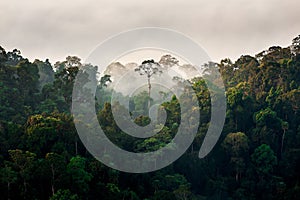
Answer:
top-left (0, 35), bottom-right (300, 200)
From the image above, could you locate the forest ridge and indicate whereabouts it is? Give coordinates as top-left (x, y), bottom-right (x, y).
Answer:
top-left (0, 35), bottom-right (300, 199)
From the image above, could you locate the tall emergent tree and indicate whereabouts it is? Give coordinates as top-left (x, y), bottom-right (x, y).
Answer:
top-left (134, 59), bottom-right (162, 109)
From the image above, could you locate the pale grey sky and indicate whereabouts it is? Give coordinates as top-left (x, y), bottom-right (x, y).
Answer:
top-left (1, 0), bottom-right (299, 64)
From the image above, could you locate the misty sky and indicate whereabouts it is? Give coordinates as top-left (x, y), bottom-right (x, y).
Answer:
top-left (1, 0), bottom-right (299, 64)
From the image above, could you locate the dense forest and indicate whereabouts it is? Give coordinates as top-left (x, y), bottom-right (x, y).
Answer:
top-left (0, 35), bottom-right (300, 200)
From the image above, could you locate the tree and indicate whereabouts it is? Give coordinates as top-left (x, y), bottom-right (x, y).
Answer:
top-left (253, 108), bottom-right (284, 154)
top-left (280, 121), bottom-right (289, 155)
top-left (99, 74), bottom-right (112, 89)
top-left (151, 190), bottom-right (175, 200)
top-left (251, 144), bottom-right (277, 176)
top-left (0, 46), bottom-right (7, 62)
top-left (159, 54), bottom-right (179, 68)
top-left (67, 156), bottom-right (92, 196)
top-left (226, 82), bottom-right (253, 131)
top-left (0, 55), bottom-right (40, 123)
top-left (53, 59), bottom-right (80, 107)
top-left (54, 56), bottom-right (82, 72)
top-left (121, 189), bottom-right (140, 200)
top-left (6, 49), bottom-right (25, 65)
top-left (50, 189), bottom-right (79, 200)
top-left (53, 57), bottom-right (98, 112)
top-left (232, 55), bottom-right (259, 84)
top-left (152, 173), bottom-right (190, 193)
top-left (136, 136), bottom-right (166, 153)
top-left (191, 77), bottom-right (211, 124)
top-left (33, 59), bottom-right (54, 90)
top-left (202, 61), bottom-right (223, 86)
top-left (218, 58), bottom-right (234, 87)
top-left (222, 132), bottom-right (249, 181)
top-left (291, 35), bottom-right (300, 56)
top-left (0, 164), bottom-right (17, 200)
top-left (45, 153), bottom-right (66, 196)
top-left (25, 114), bottom-right (61, 156)
top-left (132, 91), bottom-right (151, 117)
top-left (135, 59), bottom-right (162, 109)
top-left (15, 60), bottom-right (40, 106)
top-left (173, 184), bottom-right (191, 200)
top-left (8, 149), bottom-right (36, 197)
top-left (250, 144), bottom-right (278, 199)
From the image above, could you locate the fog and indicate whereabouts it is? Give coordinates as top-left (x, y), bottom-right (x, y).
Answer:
top-left (1, 0), bottom-right (299, 63)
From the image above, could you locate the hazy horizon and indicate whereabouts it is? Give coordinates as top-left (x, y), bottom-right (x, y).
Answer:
top-left (1, 0), bottom-right (299, 64)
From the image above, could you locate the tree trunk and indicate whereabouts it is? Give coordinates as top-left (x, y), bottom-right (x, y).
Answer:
top-left (235, 171), bottom-right (239, 182)
top-left (7, 182), bottom-right (10, 200)
top-left (51, 164), bottom-right (55, 195)
top-left (235, 113), bottom-right (238, 131)
top-left (23, 179), bottom-right (27, 199)
top-left (147, 77), bottom-right (151, 110)
top-left (75, 139), bottom-right (78, 155)
top-left (281, 129), bottom-right (286, 155)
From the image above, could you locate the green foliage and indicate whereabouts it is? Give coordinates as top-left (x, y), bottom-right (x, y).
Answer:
top-left (67, 156), bottom-right (92, 195)
top-left (132, 91), bottom-right (152, 116)
top-left (0, 164), bottom-right (17, 199)
top-left (222, 132), bottom-right (249, 182)
top-left (251, 144), bottom-right (277, 175)
top-left (0, 35), bottom-right (300, 199)
top-left (223, 132), bottom-right (249, 156)
top-left (50, 189), bottom-right (79, 200)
